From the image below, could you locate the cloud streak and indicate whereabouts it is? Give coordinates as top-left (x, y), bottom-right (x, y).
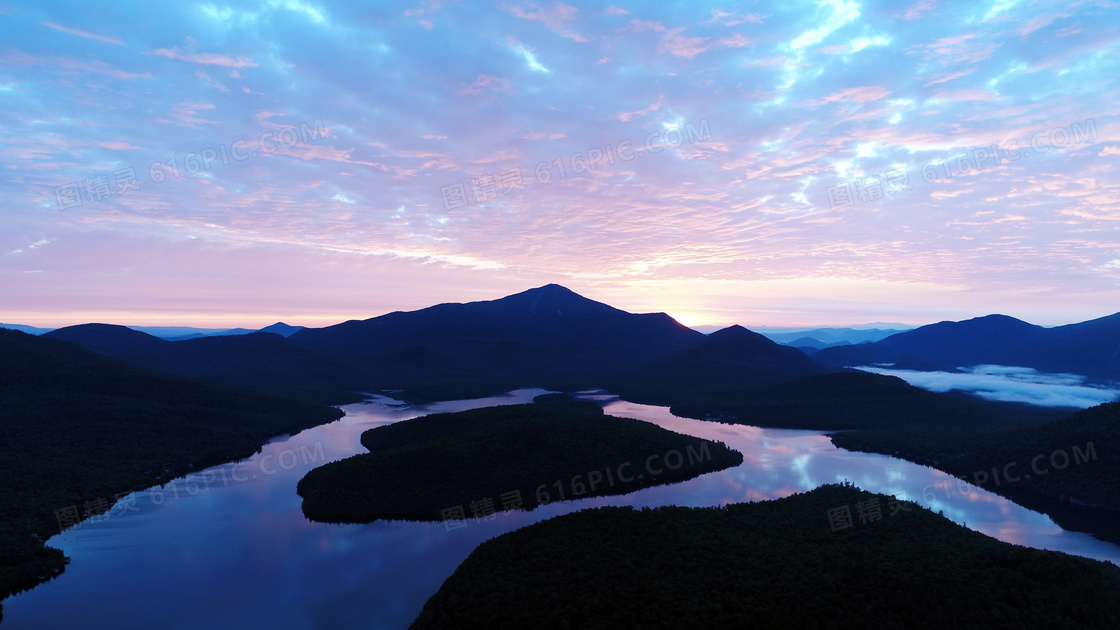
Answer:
top-left (42, 22), bottom-right (124, 45)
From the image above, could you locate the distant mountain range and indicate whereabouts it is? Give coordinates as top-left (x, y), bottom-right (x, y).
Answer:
top-left (156, 322), bottom-right (306, 341)
top-left (286, 283), bottom-right (719, 399)
top-left (30, 285), bottom-right (1120, 407)
top-left (0, 322), bottom-right (305, 340)
top-left (758, 326), bottom-right (912, 353)
top-left (689, 324), bottom-right (911, 350)
top-left (42, 324), bottom-right (361, 404)
top-left (0, 323), bottom-right (53, 335)
top-left (608, 324), bottom-right (833, 405)
top-left (40, 285), bottom-right (833, 403)
top-left (814, 313), bottom-right (1120, 383)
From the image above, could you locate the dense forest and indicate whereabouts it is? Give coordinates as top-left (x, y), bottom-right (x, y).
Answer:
top-left (0, 329), bottom-right (344, 616)
top-left (412, 483), bottom-right (1120, 629)
top-left (831, 402), bottom-right (1120, 512)
top-left (640, 370), bottom-right (1062, 431)
top-left (297, 394), bottom-right (742, 523)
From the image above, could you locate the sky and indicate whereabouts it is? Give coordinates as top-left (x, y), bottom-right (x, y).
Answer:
top-left (1, 0), bottom-right (1118, 329)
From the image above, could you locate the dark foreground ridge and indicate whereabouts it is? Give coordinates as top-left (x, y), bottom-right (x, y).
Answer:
top-left (411, 484), bottom-right (1120, 630)
top-left (0, 329), bottom-right (344, 615)
top-left (297, 394), bottom-right (742, 523)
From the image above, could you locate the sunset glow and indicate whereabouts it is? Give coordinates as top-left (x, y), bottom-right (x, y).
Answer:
top-left (2, 1), bottom-right (1118, 327)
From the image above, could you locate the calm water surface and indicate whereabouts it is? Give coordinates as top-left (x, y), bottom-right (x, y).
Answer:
top-left (6, 389), bottom-right (1119, 629)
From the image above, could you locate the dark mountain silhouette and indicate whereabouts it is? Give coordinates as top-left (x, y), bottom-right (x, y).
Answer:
top-left (655, 370), bottom-right (1046, 431)
top-left (611, 325), bottom-right (836, 405)
top-left (41, 285), bottom-right (837, 403)
top-left (43, 325), bottom-right (362, 403)
top-left (152, 323), bottom-right (303, 341)
top-left (287, 284), bottom-right (710, 397)
top-left (814, 312), bottom-right (1120, 382)
top-left (43, 323), bottom-right (173, 361)
top-left (40, 286), bottom-right (1111, 412)
top-left (258, 322), bottom-right (304, 337)
top-left (291, 283), bottom-right (703, 359)
top-left (38, 286), bottom-right (715, 401)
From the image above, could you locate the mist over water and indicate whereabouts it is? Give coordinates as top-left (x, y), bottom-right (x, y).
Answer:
top-left (856, 365), bottom-right (1120, 408)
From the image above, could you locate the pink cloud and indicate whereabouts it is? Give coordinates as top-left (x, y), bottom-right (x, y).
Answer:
top-left (924, 68), bottom-right (976, 86)
top-left (150, 47), bottom-right (259, 68)
top-left (616, 96), bottom-right (664, 122)
top-left (1018, 12), bottom-right (1068, 37)
top-left (631, 20), bottom-right (750, 59)
top-left (716, 33), bottom-right (753, 49)
top-left (404, 0), bottom-right (442, 28)
top-left (160, 102), bottom-right (219, 127)
top-left (807, 86), bottom-right (891, 106)
top-left (55, 57), bottom-right (151, 80)
top-left (913, 34), bottom-right (998, 65)
top-left (898, 0), bottom-right (937, 20)
top-left (933, 88), bottom-right (1001, 102)
top-left (509, 2), bottom-right (587, 42)
top-left (705, 9), bottom-right (765, 26)
top-left (457, 74), bottom-right (513, 96)
top-left (42, 22), bottom-right (124, 45)
top-left (521, 131), bottom-right (565, 140)
top-left (100, 141), bottom-right (142, 150)
top-left (659, 28), bottom-right (709, 58)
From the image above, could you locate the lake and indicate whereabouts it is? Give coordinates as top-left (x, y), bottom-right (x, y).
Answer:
top-left (5, 389), bottom-right (1119, 629)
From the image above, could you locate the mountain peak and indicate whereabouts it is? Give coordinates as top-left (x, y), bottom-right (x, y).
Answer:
top-left (964, 314), bottom-right (1035, 326)
top-left (43, 323), bottom-right (169, 356)
top-left (487, 284), bottom-right (620, 318)
top-left (259, 322), bottom-right (305, 337)
top-left (713, 324), bottom-right (749, 334)
top-left (708, 324), bottom-right (768, 342)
